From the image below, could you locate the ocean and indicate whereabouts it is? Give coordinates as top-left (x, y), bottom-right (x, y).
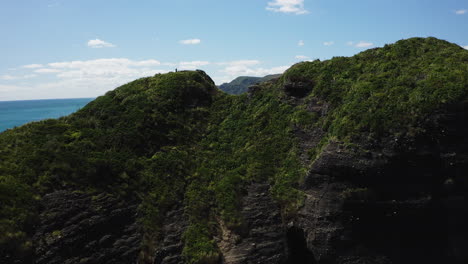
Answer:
top-left (0, 98), bottom-right (94, 132)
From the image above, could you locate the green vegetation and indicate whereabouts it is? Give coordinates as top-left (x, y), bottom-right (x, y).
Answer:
top-left (0, 38), bottom-right (467, 263)
top-left (283, 37), bottom-right (468, 142)
top-left (0, 70), bottom-right (218, 261)
top-left (180, 83), bottom-right (308, 262)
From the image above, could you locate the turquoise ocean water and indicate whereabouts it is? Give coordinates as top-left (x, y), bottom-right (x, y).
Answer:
top-left (0, 98), bottom-right (94, 132)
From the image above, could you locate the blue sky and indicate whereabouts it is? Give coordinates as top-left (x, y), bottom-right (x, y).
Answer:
top-left (0, 0), bottom-right (467, 100)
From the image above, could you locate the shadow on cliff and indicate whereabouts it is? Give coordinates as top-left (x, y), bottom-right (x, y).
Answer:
top-left (340, 101), bottom-right (468, 264)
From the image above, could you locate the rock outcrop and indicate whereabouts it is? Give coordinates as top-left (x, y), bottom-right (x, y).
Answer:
top-left (33, 191), bottom-right (141, 264)
top-left (217, 183), bottom-right (286, 264)
top-left (153, 207), bottom-right (188, 264)
top-left (288, 100), bottom-right (468, 264)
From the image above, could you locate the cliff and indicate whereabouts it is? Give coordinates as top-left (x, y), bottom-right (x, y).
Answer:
top-left (1, 37), bottom-right (468, 264)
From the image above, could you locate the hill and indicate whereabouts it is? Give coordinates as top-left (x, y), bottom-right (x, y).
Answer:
top-left (218, 74), bottom-right (281, 94)
top-left (1, 37), bottom-right (468, 264)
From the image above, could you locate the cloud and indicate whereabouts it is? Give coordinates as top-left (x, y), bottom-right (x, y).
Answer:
top-left (323, 41), bottom-right (334, 46)
top-left (266, 0), bottom-right (309, 15)
top-left (216, 59), bottom-right (289, 84)
top-left (2, 58), bottom-right (290, 100)
top-left (0, 75), bottom-right (17, 81)
top-left (47, 0), bottom-right (61, 8)
top-left (0, 84), bottom-right (20, 92)
top-left (295, 55), bottom-right (309, 60)
top-left (41, 58), bottom-right (167, 92)
top-left (130, 59), bottom-right (161, 67)
top-left (178, 61), bottom-right (210, 70)
top-left (35, 68), bottom-right (62, 73)
top-left (298, 40), bottom-right (305, 46)
top-left (48, 58), bottom-right (161, 69)
top-left (23, 64), bottom-right (43, 69)
top-left (179, 39), bottom-right (201, 45)
top-left (355, 41), bottom-right (374, 48)
top-left (0, 84), bottom-right (31, 96)
top-left (220, 64), bottom-right (289, 79)
top-left (49, 59), bottom-right (163, 78)
top-left (87, 39), bottom-right (116, 48)
top-left (455, 9), bottom-right (467, 15)
top-left (464, 46), bottom-right (468, 50)
top-left (347, 41), bottom-right (374, 48)
top-left (1, 58), bottom-right (167, 100)
top-left (217, 60), bottom-right (261, 66)
top-left (47, 59), bottom-right (162, 80)
top-left (0, 74), bottom-right (37, 80)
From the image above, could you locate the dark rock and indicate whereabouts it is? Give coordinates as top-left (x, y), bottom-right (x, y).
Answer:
top-left (21, 96), bottom-right (468, 264)
top-left (283, 78), bottom-right (313, 98)
top-left (32, 191), bottom-right (141, 264)
top-left (153, 207), bottom-right (188, 264)
top-left (98, 235), bottom-right (113, 247)
top-left (286, 100), bottom-right (468, 264)
top-left (216, 183), bottom-right (287, 264)
top-left (14, 71), bottom-right (468, 264)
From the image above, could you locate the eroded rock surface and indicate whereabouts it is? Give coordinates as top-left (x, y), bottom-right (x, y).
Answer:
top-left (33, 191), bottom-right (141, 264)
top-left (28, 101), bottom-right (468, 264)
top-left (286, 100), bottom-right (468, 264)
top-left (153, 207), bottom-right (188, 264)
top-left (217, 183), bottom-right (286, 264)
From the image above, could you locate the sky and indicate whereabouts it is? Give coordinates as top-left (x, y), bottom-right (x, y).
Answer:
top-left (0, 0), bottom-right (467, 101)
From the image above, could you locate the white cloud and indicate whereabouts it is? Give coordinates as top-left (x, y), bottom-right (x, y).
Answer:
top-left (131, 59), bottom-right (161, 67)
top-left (295, 55), bottom-right (309, 60)
top-left (2, 58), bottom-right (290, 100)
top-left (216, 59), bottom-right (289, 84)
top-left (455, 9), bottom-right (467, 15)
top-left (35, 68), bottom-right (62, 73)
top-left (463, 46), bottom-right (468, 50)
top-left (298, 40), bottom-right (305, 46)
top-left (323, 41), bottom-right (334, 46)
top-left (266, 0), bottom-right (309, 15)
top-left (347, 41), bottom-right (374, 48)
top-left (0, 58), bottom-right (168, 100)
top-left (217, 60), bottom-right (261, 66)
top-left (220, 64), bottom-right (288, 78)
top-left (179, 61), bottom-right (210, 70)
top-left (0, 84), bottom-right (29, 101)
top-left (24, 74), bottom-right (38, 79)
top-left (0, 75), bottom-right (17, 81)
top-left (48, 58), bottom-right (161, 69)
top-left (47, 0), bottom-right (60, 8)
top-left (179, 38), bottom-right (201, 45)
top-left (87, 39), bottom-right (116, 48)
top-left (0, 74), bottom-right (36, 80)
top-left (355, 41), bottom-right (374, 48)
top-left (0, 84), bottom-right (19, 92)
top-left (23, 64), bottom-right (43, 69)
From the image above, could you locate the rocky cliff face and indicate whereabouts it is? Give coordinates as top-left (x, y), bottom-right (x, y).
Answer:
top-left (25, 107), bottom-right (468, 263)
top-left (150, 81), bottom-right (468, 264)
top-left (288, 100), bottom-right (468, 264)
top-left (33, 191), bottom-right (141, 264)
top-left (1, 38), bottom-right (467, 264)
top-left (216, 183), bottom-right (286, 264)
